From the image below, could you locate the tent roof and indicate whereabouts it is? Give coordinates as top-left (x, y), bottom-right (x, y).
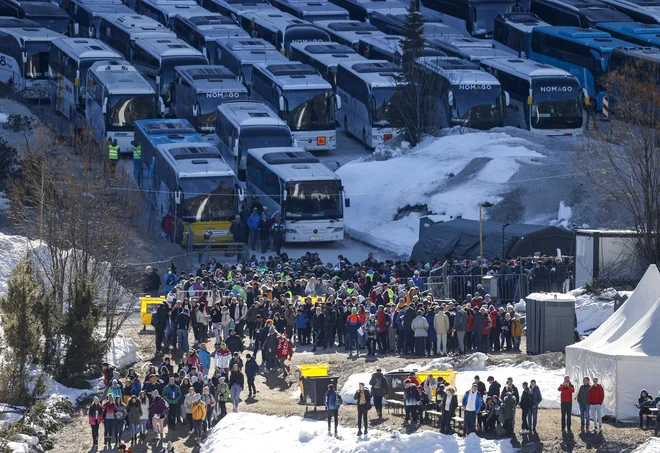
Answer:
top-left (410, 218), bottom-right (573, 262)
top-left (566, 264), bottom-right (660, 356)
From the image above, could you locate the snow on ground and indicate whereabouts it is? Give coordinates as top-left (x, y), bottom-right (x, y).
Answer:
top-left (35, 368), bottom-right (96, 408)
top-left (572, 288), bottom-right (632, 335)
top-left (633, 437), bottom-right (660, 453)
top-left (340, 353), bottom-right (563, 409)
top-left (201, 412), bottom-right (516, 453)
top-left (104, 335), bottom-right (141, 369)
top-left (336, 131), bottom-right (545, 256)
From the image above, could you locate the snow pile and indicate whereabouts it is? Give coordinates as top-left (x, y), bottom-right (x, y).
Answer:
top-left (0, 113), bottom-right (8, 124)
top-left (575, 293), bottom-right (613, 335)
top-left (340, 372), bottom-right (374, 405)
top-left (633, 437), bottom-right (660, 453)
top-left (201, 413), bottom-right (516, 453)
top-left (104, 335), bottom-right (141, 369)
top-left (514, 299), bottom-right (526, 312)
top-left (337, 132), bottom-right (545, 256)
top-left (36, 368), bottom-right (96, 408)
top-left (550, 201), bottom-right (572, 229)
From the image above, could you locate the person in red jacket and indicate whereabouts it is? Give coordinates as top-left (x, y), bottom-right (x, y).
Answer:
top-left (377, 306), bottom-right (389, 353)
top-left (276, 333), bottom-right (293, 377)
top-left (588, 377), bottom-right (605, 433)
top-left (558, 375), bottom-right (575, 432)
top-left (481, 308), bottom-right (491, 353)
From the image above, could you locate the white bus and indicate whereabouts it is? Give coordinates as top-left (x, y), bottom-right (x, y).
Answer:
top-left (98, 14), bottom-right (177, 61)
top-left (480, 57), bottom-right (584, 135)
top-left (135, 0), bottom-right (212, 28)
top-left (0, 26), bottom-right (63, 99)
top-left (85, 60), bottom-right (157, 154)
top-left (288, 41), bottom-right (366, 88)
top-left (267, 0), bottom-right (350, 22)
top-left (251, 62), bottom-right (339, 151)
top-left (130, 37), bottom-right (208, 111)
top-left (329, 0), bottom-right (408, 22)
top-left (336, 60), bottom-right (400, 148)
top-left (314, 19), bottom-right (385, 49)
top-left (216, 37), bottom-right (288, 88)
top-left (173, 65), bottom-right (248, 136)
top-left (357, 34), bottom-right (445, 63)
top-left (246, 147), bottom-right (348, 242)
top-left (425, 33), bottom-right (515, 62)
top-left (171, 13), bottom-right (249, 63)
top-left (416, 56), bottom-right (507, 130)
top-left (0, 0), bottom-right (71, 33)
top-left (215, 100), bottom-right (294, 180)
top-left (67, 0), bottom-right (133, 38)
top-left (48, 38), bottom-right (122, 119)
top-left (200, 0), bottom-right (278, 21)
top-left (239, 11), bottom-right (331, 54)
top-left (493, 12), bottom-right (549, 57)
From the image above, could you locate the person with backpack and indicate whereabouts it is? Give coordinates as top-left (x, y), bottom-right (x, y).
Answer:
top-left (324, 384), bottom-right (341, 436)
top-left (369, 368), bottom-right (389, 419)
top-left (501, 391), bottom-right (517, 437)
top-left (403, 378), bottom-right (422, 425)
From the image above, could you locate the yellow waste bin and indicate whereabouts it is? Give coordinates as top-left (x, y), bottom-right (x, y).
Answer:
top-left (298, 364), bottom-right (330, 396)
top-left (140, 296), bottom-right (166, 329)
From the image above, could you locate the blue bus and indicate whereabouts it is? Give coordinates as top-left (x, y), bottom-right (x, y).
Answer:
top-left (528, 26), bottom-right (642, 109)
top-left (596, 21), bottom-right (660, 48)
top-left (133, 118), bottom-right (244, 247)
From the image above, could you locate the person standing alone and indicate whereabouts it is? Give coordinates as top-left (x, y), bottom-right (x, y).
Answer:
top-left (558, 376), bottom-right (575, 433)
top-left (589, 377), bottom-right (604, 433)
top-left (354, 383), bottom-right (371, 436)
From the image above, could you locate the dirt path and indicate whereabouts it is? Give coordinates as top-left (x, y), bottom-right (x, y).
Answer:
top-left (49, 314), bottom-right (653, 453)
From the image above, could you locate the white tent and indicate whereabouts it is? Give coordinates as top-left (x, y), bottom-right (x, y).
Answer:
top-left (565, 264), bottom-right (660, 421)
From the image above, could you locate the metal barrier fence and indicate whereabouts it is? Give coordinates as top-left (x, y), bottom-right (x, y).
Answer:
top-left (425, 257), bottom-right (574, 304)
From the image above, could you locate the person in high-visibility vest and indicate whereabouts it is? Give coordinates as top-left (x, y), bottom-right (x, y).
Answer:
top-left (108, 138), bottom-right (119, 162)
top-left (133, 142), bottom-right (142, 186)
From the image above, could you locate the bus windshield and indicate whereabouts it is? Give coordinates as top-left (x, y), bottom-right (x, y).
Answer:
top-left (27, 16), bottom-right (70, 34)
top-left (179, 176), bottom-right (236, 221)
top-left (240, 126), bottom-right (292, 151)
top-left (197, 91), bottom-right (247, 130)
top-left (108, 95), bottom-right (155, 131)
top-left (472, 2), bottom-right (511, 37)
top-left (284, 89), bottom-right (335, 131)
top-left (455, 87), bottom-right (503, 129)
top-left (285, 179), bottom-right (342, 221)
top-left (532, 79), bottom-right (583, 130)
top-left (372, 87), bottom-right (395, 128)
top-left (25, 42), bottom-right (51, 79)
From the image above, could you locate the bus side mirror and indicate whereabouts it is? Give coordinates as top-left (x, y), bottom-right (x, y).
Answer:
top-left (292, 138), bottom-right (298, 147)
top-left (283, 189), bottom-right (288, 201)
top-left (335, 94), bottom-right (342, 110)
top-left (202, 46), bottom-right (208, 60)
top-left (345, 198), bottom-right (350, 208)
top-left (583, 88), bottom-right (590, 107)
top-left (159, 97), bottom-right (165, 116)
top-left (175, 190), bottom-right (182, 205)
top-left (156, 75), bottom-right (161, 86)
top-left (238, 187), bottom-right (245, 202)
top-left (600, 57), bottom-right (607, 73)
top-left (504, 91), bottom-right (510, 106)
top-left (192, 104), bottom-right (199, 117)
top-left (102, 96), bottom-right (108, 114)
top-left (89, 26), bottom-right (94, 37)
top-left (278, 95), bottom-right (285, 112)
top-left (73, 23), bottom-right (79, 36)
top-left (21, 51), bottom-right (27, 64)
top-left (233, 139), bottom-right (239, 155)
top-left (448, 91), bottom-right (453, 107)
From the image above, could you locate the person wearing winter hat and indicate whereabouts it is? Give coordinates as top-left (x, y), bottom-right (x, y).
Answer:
top-left (88, 396), bottom-right (103, 447)
top-left (215, 376), bottom-right (230, 420)
top-left (191, 394), bottom-right (206, 436)
top-left (160, 441), bottom-right (175, 453)
top-left (149, 390), bottom-right (167, 441)
top-left (347, 306), bottom-right (361, 355)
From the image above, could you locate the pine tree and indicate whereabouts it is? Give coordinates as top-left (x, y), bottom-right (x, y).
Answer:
top-left (0, 258), bottom-right (43, 405)
top-left (398, 3), bottom-right (426, 73)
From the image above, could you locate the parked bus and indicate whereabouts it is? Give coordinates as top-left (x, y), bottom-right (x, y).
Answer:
top-left (173, 65), bottom-right (248, 136)
top-left (239, 11), bottom-right (331, 54)
top-left (67, 0), bottom-right (134, 38)
top-left (493, 12), bottom-right (549, 57)
top-left (98, 14), bottom-right (177, 61)
top-left (426, 34), bottom-right (515, 61)
top-left (0, 26), bottom-right (63, 99)
top-left (0, 16), bottom-right (38, 27)
top-left (130, 37), bottom-right (208, 111)
top-left (481, 58), bottom-right (583, 135)
top-left (268, 0), bottom-right (350, 22)
top-left (171, 13), bottom-right (249, 63)
top-left (136, 0), bottom-right (211, 28)
top-left (215, 100), bottom-right (294, 180)
top-left (530, 0), bottom-right (632, 27)
top-left (85, 60), bottom-right (157, 154)
top-left (200, 0), bottom-right (278, 21)
top-left (369, 10), bottom-right (452, 34)
top-left (217, 37), bottom-right (288, 87)
top-left (246, 147), bottom-right (347, 242)
top-left (251, 62), bottom-right (338, 151)
top-left (48, 38), bottom-right (122, 119)
top-left (421, 0), bottom-right (516, 38)
top-left (336, 60), bottom-right (400, 148)
top-left (0, 0), bottom-right (70, 33)
top-left (601, 0), bottom-right (660, 24)
top-left (314, 19), bottom-right (385, 49)
top-left (596, 21), bottom-right (660, 48)
top-left (357, 34), bottom-right (445, 62)
top-left (416, 56), bottom-right (506, 130)
top-left (529, 26), bottom-right (642, 109)
top-left (134, 118), bottom-right (244, 247)
top-left (289, 41), bottom-right (366, 88)
top-left (329, 0), bottom-right (408, 22)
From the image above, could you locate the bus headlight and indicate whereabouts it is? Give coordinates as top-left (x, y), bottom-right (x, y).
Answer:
top-left (333, 227), bottom-right (344, 233)
top-left (330, 136), bottom-right (335, 142)
top-left (286, 229), bottom-right (297, 234)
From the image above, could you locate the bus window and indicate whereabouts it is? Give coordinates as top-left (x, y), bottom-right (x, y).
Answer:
top-left (26, 42), bottom-right (51, 79)
top-left (284, 89), bottom-right (335, 131)
top-left (109, 95), bottom-right (155, 130)
top-left (179, 176), bottom-right (236, 221)
top-left (285, 179), bottom-right (342, 220)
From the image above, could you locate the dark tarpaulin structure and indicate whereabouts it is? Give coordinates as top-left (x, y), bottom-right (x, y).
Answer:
top-left (411, 218), bottom-right (574, 263)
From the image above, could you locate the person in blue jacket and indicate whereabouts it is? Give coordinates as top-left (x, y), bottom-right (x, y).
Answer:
top-left (247, 208), bottom-right (261, 251)
top-left (425, 307), bottom-right (437, 357)
top-left (163, 268), bottom-right (178, 293)
top-left (462, 383), bottom-right (484, 435)
top-left (197, 343), bottom-right (211, 375)
top-left (324, 384), bottom-right (340, 436)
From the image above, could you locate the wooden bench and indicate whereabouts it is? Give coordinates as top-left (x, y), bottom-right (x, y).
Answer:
top-left (452, 416), bottom-right (464, 433)
top-left (425, 410), bottom-right (442, 426)
top-left (386, 399), bottom-right (404, 416)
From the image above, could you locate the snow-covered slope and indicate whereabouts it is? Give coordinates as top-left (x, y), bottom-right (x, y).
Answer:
top-left (201, 413), bottom-right (516, 453)
top-left (336, 132), bottom-right (545, 256)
